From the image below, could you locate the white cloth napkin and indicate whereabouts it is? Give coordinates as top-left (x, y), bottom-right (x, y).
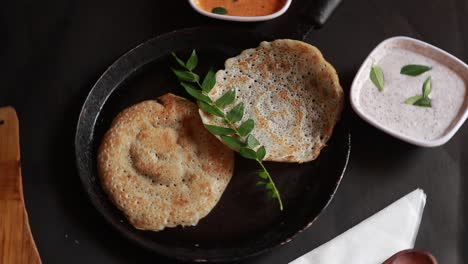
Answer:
top-left (290, 189), bottom-right (426, 264)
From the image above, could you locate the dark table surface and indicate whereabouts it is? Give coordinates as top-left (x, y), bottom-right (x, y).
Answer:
top-left (1, 0), bottom-right (467, 263)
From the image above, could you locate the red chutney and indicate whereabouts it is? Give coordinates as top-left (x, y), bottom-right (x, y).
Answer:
top-left (196, 0), bottom-right (287, 17)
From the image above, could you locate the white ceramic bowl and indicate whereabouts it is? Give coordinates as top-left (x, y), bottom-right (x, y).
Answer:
top-left (188, 0), bottom-right (292, 22)
top-left (350, 36), bottom-right (468, 147)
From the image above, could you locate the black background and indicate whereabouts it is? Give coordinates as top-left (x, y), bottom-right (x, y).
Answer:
top-left (1, 0), bottom-right (467, 263)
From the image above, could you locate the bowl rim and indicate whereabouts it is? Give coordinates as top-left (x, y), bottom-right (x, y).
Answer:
top-left (350, 36), bottom-right (468, 147)
top-left (187, 0), bottom-right (292, 22)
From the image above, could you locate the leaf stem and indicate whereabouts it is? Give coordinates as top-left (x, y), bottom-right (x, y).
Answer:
top-left (197, 89), bottom-right (283, 210)
top-left (172, 51), bottom-right (283, 210)
top-left (258, 160), bottom-right (283, 210)
top-left (188, 70), bottom-right (242, 138)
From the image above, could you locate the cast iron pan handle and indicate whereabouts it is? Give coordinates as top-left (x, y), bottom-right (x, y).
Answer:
top-left (251, 0), bottom-right (343, 40)
top-left (299, 0), bottom-right (343, 28)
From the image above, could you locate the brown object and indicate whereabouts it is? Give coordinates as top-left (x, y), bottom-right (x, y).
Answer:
top-left (0, 107), bottom-right (41, 264)
top-left (384, 249), bottom-right (438, 264)
top-left (200, 39), bottom-right (344, 163)
top-left (98, 94), bottom-right (234, 231)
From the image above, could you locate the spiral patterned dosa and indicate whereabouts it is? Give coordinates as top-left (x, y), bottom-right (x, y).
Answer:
top-left (200, 39), bottom-right (344, 163)
top-left (97, 93), bottom-right (234, 231)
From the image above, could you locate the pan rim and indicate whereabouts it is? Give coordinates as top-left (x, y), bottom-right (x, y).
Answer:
top-left (74, 27), bottom-right (351, 262)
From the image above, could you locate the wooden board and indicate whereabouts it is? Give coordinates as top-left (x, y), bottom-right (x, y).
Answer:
top-left (0, 106), bottom-right (41, 264)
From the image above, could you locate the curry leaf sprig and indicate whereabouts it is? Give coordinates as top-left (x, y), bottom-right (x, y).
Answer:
top-left (400, 64), bottom-right (432, 76)
top-left (171, 50), bottom-right (283, 210)
top-left (370, 65), bottom-right (385, 92)
top-left (404, 76), bottom-right (432, 107)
